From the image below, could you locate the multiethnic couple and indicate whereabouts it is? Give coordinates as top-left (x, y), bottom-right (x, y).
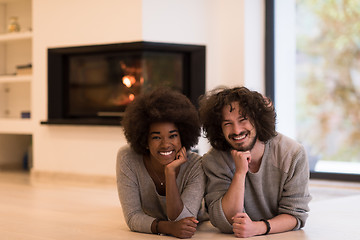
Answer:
top-left (116, 86), bottom-right (311, 238)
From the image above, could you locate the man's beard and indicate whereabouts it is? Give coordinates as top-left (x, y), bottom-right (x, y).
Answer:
top-left (232, 133), bottom-right (258, 152)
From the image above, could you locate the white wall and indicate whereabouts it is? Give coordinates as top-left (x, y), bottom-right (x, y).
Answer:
top-left (32, 0), bottom-right (264, 177)
top-left (205, 0), bottom-right (246, 90)
top-left (142, 0), bottom-right (246, 90)
top-left (32, 0), bottom-right (143, 177)
top-left (244, 0), bottom-right (265, 93)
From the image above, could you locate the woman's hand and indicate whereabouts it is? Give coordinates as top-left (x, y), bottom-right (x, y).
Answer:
top-left (165, 217), bottom-right (199, 239)
top-left (166, 146), bottom-right (187, 172)
top-left (164, 146), bottom-right (187, 220)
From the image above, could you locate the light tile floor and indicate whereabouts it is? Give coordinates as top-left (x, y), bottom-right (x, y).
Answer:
top-left (0, 171), bottom-right (359, 240)
top-left (309, 179), bottom-right (360, 202)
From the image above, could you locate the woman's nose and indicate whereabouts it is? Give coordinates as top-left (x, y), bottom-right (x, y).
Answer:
top-left (160, 138), bottom-right (171, 147)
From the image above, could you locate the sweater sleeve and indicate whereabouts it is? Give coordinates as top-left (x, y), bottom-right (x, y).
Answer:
top-left (202, 150), bottom-right (234, 233)
top-left (116, 147), bottom-right (155, 234)
top-left (174, 152), bottom-right (206, 221)
top-left (278, 145), bottom-right (312, 229)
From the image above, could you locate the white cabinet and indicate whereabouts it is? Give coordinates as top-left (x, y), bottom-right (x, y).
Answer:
top-left (0, 0), bottom-right (33, 134)
top-left (0, 0), bottom-right (33, 170)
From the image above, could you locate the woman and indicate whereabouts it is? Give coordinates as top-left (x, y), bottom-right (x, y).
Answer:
top-left (116, 88), bottom-right (206, 238)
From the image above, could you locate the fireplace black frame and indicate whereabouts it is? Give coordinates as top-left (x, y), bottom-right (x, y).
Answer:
top-left (41, 41), bottom-right (206, 126)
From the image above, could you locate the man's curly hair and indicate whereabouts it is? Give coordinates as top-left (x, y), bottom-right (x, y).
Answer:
top-left (122, 87), bottom-right (201, 155)
top-left (198, 86), bottom-right (277, 151)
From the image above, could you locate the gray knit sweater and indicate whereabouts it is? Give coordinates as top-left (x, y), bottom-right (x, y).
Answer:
top-left (116, 146), bottom-right (206, 234)
top-left (202, 133), bottom-right (311, 233)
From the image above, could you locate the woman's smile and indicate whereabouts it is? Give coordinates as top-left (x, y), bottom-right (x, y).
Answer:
top-left (159, 150), bottom-right (175, 156)
top-left (148, 122), bottom-right (182, 165)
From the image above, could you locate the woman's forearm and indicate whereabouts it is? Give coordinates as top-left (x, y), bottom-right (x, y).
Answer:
top-left (165, 167), bottom-right (184, 220)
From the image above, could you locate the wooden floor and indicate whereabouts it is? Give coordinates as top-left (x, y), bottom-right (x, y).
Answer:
top-left (1, 171), bottom-right (360, 240)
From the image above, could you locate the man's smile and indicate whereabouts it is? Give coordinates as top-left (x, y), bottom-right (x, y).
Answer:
top-left (230, 131), bottom-right (249, 142)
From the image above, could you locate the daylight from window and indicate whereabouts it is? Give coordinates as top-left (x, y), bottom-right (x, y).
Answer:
top-left (296, 0), bottom-right (360, 174)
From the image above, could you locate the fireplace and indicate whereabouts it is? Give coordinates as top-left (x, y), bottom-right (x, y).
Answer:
top-left (41, 41), bottom-right (205, 126)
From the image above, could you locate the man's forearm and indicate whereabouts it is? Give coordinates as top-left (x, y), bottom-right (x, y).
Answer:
top-left (266, 214), bottom-right (297, 234)
top-left (221, 172), bottom-right (246, 223)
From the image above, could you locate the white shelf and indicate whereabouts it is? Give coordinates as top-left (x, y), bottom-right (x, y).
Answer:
top-left (0, 118), bottom-right (33, 134)
top-left (0, 31), bottom-right (32, 43)
top-left (0, 74), bottom-right (32, 83)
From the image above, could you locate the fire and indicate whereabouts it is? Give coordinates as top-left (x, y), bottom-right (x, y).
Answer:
top-left (122, 75), bottom-right (136, 88)
top-left (129, 94), bottom-right (135, 101)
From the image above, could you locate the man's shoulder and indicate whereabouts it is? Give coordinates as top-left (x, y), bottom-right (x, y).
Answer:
top-left (267, 133), bottom-right (306, 170)
top-left (270, 133), bottom-right (303, 152)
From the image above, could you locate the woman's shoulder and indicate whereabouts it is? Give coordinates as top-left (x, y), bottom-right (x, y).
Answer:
top-left (187, 150), bottom-right (201, 160)
top-left (117, 145), bottom-right (142, 166)
top-left (117, 145), bottom-right (133, 158)
top-left (181, 150), bottom-right (201, 170)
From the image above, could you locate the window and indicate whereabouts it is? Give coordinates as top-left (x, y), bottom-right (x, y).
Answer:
top-left (267, 0), bottom-right (360, 181)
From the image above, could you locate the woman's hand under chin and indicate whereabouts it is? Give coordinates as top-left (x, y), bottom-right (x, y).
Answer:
top-left (165, 146), bottom-right (187, 173)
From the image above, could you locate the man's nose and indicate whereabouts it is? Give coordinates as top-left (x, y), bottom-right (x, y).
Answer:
top-left (232, 122), bottom-right (242, 134)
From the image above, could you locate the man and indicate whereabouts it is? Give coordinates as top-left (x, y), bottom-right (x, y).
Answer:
top-left (199, 86), bottom-right (311, 238)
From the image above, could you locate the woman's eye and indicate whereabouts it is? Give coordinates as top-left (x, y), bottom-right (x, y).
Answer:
top-left (170, 134), bottom-right (178, 139)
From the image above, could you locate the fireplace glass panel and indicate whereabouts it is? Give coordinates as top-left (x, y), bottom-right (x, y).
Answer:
top-left (44, 41), bottom-right (205, 126)
top-left (68, 51), bottom-right (183, 118)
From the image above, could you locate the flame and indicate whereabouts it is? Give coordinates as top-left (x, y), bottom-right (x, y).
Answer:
top-left (122, 75), bottom-right (136, 88)
top-left (129, 94), bottom-right (135, 101)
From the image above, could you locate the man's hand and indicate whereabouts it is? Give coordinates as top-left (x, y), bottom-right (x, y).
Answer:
top-left (231, 150), bottom-right (251, 175)
top-left (232, 212), bottom-right (265, 238)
